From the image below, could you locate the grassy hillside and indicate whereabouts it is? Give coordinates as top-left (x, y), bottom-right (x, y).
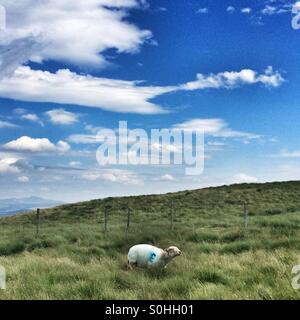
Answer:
top-left (0, 181), bottom-right (300, 299)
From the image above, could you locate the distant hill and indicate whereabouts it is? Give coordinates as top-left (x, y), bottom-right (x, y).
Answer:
top-left (0, 197), bottom-right (64, 216)
top-left (40, 180), bottom-right (300, 219)
top-left (3, 180), bottom-right (300, 219)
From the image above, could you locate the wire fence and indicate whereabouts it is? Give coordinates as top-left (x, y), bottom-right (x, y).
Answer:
top-left (0, 200), bottom-right (253, 242)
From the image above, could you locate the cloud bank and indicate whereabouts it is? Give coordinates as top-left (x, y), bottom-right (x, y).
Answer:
top-left (0, 66), bottom-right (284, 114)
top-left (46, 109), bottom-right (79, 125)
top-left (2, 136), bottom-right (70, 153)
top-left (0, 0), bottom-right (151, 73)
top-left (173, 118), bottom-right (261, 140)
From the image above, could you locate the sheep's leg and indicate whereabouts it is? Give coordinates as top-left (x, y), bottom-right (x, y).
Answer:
top-left (127, 261), bottom-right (136, 270)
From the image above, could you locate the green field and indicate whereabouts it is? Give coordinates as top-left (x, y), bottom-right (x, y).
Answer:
top-left (0, 181), bottom-right (300, 300)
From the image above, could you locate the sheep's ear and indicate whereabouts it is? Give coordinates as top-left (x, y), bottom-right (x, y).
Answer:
top-left (164, 248), bottom-right (173, 256)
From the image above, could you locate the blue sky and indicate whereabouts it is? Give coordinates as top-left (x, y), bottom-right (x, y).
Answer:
top-left (0, 0), bottom-right (300, 202)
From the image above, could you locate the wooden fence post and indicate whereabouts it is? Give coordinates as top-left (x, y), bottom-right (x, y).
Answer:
top-left (126, 207), bottom-right (131, 232)
top-left (244, 201), bottom-right (248, 230)
top-left (36, 208), bottom-right (40, 236)
top-left (170, 201), bottom-right (175, 229)
top-left (104, 206), bottom-right (108, 232)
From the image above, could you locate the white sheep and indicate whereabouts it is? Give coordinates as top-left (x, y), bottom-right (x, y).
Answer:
top-left (127, 244), bottom-right (182, 270)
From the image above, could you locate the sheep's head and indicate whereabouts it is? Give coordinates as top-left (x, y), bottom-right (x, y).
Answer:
top-left (164, 246), bottom-right (182, 258)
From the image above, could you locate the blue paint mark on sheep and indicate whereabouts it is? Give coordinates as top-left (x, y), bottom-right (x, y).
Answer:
top-left (148, 252), bottom-right (156, 263)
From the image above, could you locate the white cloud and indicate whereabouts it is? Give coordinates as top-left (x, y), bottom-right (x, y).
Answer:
top-left (81, 173), bottom-right (103, 181)
top-left (261, 5), bottom-right (277, 15)
top-left (85, 124), bottom-right (105, 134)
top-left (100, 173), bottom-right (118, 182)
top-left (69, 161), bottom-right (81, 167)
top-left (227, 6), bottom-right (235, 14)
top-left (294, 1), bottom-right (300, 11)
top-left (67, 134), bottom-right (104, 144)
top-left (232, 173), bottom-right (258, 184)
top-left (207, 141), bottom-right (226, 147)
top-left (21, 114), bottom-right (38, 122)
top-left (241, 8), bottom-right (252, 14)
top-left (0, 0), bottom-right (152, 74)
top-left (196, 8), bottom-right (208, 14)
top-left (2, 136), bottom-right (70, 153)
top-left (160, 174), bottom-right (175, 181)
top-left (46, 108), bottom-right (79, 125)
top-left (256, 66), bottom-right (284, 87)
top-left (0, 66), bottom-right (284, 114)
top-left (13, 108), bottom-right (27, 115)
top-left (81, 169), bottom-right (143, 185)
top-left (0, 66), bottom-right (170, 114)
top-left (271, 149), bottom-right (300, 158)
top-left (173, 118), bottom-right (261, 140)
top-left (21, 113), bottom-right (44, 126)
top-left (270, 163), bottom-right (300, 182)
top-left (0, 158), bottom-right (20, 173)
top-left (18, 175), bottom-right (29, 183)
top-left (151, 142), bottom-right (182, 153)
top-left (261, 3), bottom-right (292, 15)
top-left (181, 67), bottom-right (284, 90)
top-left (206, 141), bottom-right (226, 152)
top-left (68, 118), bottom-right (260, 164)
top-left (157, 7), bottom-right (167, 12)
top-left (0, 120), bottom-right (18, 128)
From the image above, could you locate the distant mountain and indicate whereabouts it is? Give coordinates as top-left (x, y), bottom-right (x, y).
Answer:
top-left (0, 197), bottom-right (64, 216)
